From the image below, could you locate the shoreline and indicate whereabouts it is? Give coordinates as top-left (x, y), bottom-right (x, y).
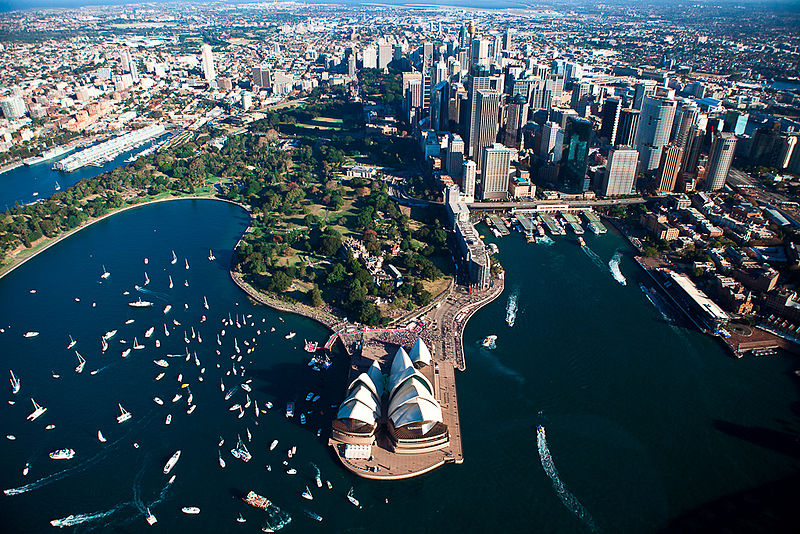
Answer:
top-left (0, 193), bottom-right (248, 282)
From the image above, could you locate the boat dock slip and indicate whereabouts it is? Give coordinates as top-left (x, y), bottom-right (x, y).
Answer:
top-left (581, 210), bottom-right (608, 233)
top-left (486, 215), bottom-right (510, 236)
top-left (539, 214), bottom-right (565, 235)
top-left (514, 213), bottom-right (534, 232)
top-left (560, 212), bottom-right (585, 235)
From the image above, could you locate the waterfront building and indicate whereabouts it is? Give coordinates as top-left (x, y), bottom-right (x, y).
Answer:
top-left (456, 217), bottom-right (490, 288)
top-left (561, 116), bottom-right (593, 193)
top-left (600, 147), bottom-right (639, 196)
top-left (657, 145), bottom-right (684, 193)
top-left (636, 95), bottom-right (677, 171)
top-left (200, 43), bottom-right (216, 82)
top-left (706, 132), bottom-right (737, 191)
top-left (480, 143), bottom-right (513, 200)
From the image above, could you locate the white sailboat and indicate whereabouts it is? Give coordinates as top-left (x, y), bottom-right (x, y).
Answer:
top-left (145, 508), bottom-right (157, 526)
top-left (97, 430), bottom-right (107, 442)
top-left (301, 486), bottom-right (313, 500)
top-left (133, 337), bottom-right (144, 350)
top-left (27, 398), bottom-right (47, 421)
top-left (168, 275), bottom-right (173, 289)
top-left (144, 326), bottom-right (154, 338)
top-left (74, 351), bottom-right (86, 373)
top-left (101, 265), bottom-right (110, 279)
top-left (171, 250), bottom-right (177, 265)
top-left (116, 403), bottom-right (131, 423)
top-left (208, 250), bottom-right (215, 261)
top-left (144, 272), bottom-right (150, 286)
top-left (9, 370), bottom-right (20, 394)
top-left (101, 336), bottom-right (108, 352)
top-left (67, 335), bottom-right (76, 349)
top-left (203, 296), bottom-right (209, 310)
top-left (218, 450), bottom-right (226, 468)
top-left (185, 258), bottom-right (189, 270)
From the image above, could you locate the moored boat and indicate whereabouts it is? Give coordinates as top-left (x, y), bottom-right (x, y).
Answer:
top-left (163, 450), bottom-right (181, 474)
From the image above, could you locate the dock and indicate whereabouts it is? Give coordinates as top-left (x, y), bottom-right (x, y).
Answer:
top-left (540, 214), bottom-right (565, 235)
top-left (582, 210), bottom-right (608, 233)
top-left (560, 211), bottom-right (585, 234)
top-left (486, 214), bottom-right (510, 236)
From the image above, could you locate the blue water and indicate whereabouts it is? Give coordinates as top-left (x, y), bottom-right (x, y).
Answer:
top-left (0, 201), bottom-right (798, 532)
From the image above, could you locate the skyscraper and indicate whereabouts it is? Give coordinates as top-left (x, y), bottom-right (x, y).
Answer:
top-left (706, 132), bottom-right (737, 191)
top-left (657, 145), bottom-right (684, 193)
top-left (673, 103), bottom-right (700, 150)
top-left (462, 160), bottom-right (477, 203)
top-left (636, 95), bottom-right (677, 171)
top-left (447, 134), bottom-right (465, 178)
top-left (200, 44), bottom-right (216, 82)
top-left (502, 29), bottom-right (514, 52)
top-left (599, 96), bottom-right (622, 145)
top-left (430, 81), bottom-right (449, 132)
top-left (540, 121), bottom-right (563, 163)
top-left (600, 147), bottom-right (639, 196)
top-left (502, 93), bottom-right (528, 149)
top-left (561, 116), bottom-right (593, 193)
top-left (633, 82), bottom-right (656, 110)
top-left (617, 108), bottom-right (640, 146)
top-left (480, 143), bottom-right (513, 200)
top-left (681, 125), bottom-right (705, 176)
top-left (362, 46), bottom-right (378, 69)
top-left (465, 72), bottom-right (500, 155)
top-left (473, 90), bottom-right (501, 172)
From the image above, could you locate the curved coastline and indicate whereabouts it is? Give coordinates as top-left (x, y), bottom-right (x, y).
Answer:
top-left (0, 194), bottom-right (249, 282)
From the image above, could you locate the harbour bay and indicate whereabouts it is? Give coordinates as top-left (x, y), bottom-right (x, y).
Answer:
top-left (0, 200), bottom-right (797, 532)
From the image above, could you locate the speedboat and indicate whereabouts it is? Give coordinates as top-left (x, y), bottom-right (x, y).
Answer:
top-left (185, 258), bottom-right (189, 270)
top-left (169, 275), bottom-right (174, 289)
top-left (163, 450), bottom-right (181, 474)
top-left (153, 397), bottom-right (164, 405)
top-left (155, 372), bottom-right (165, 381)
top-left (203, 296), bottom-right (209, 310)
top-left (116, 403), bottom-right (131, 423)
top-left (23, 462), bottom-right (29, 475)
top-left (236, 514), bottom-right (245, 523)
top-left (27, 398), bottom-right (47, 421)
top-left (49, 448), bottom-right (75, 460)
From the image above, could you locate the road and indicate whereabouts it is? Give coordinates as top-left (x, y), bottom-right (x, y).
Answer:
top-left (466, 197), bottom-right (647, 210)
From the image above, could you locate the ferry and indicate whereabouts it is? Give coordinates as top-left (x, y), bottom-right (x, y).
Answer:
top-left (49, 448), bottom-right (75, 460)
top-left (129, 298), bottom-right (153, 308)
top-left (116, 403), bottom-right (131, 423)
top-left (243, 490), bottom-right (271, 510)
top-left (163, 450), bottom-right (181, 474)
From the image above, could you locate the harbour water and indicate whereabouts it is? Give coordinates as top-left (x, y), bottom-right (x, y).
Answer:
top-left (0, 201), bottom-right (797, 532)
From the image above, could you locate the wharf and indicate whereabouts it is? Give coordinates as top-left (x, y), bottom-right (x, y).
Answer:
top-left (540, 214), bottom-right (565, 235)
top-left (486, 214), bottom-right (510, 236)
top-left (514, 213), bottom-right (533, 232)
top-left (561, 212), bottom-right (585, 234)
top-left (582, 210), bottom-right (608, 233)
top-left (721, 322), bottom-right (800, 357)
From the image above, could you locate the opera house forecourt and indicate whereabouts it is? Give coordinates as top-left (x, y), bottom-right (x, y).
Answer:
top-left (329, 338), bottom-right (458, 480)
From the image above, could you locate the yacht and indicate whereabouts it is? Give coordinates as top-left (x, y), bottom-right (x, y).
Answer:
top-left (145, 508), bottom-right (157, 526)
top-left (154, 360), bottom-right (168, 368)
top-left (101, 265), bottom-right (110, 279)
top-left (171, 251), bottom-right (177, 265)
top-left (116, 404), bottom-right (131, 423)
top-left (163, 450), bottom-right (181, 474)
top-left (165, 414), bottom-right (172, 425)
top-left (181, 507), bottom-right (200, 515)
top-left (129, 298), bottom-right (153, 308)
top-left (9, 370), bottom-right (20, 394)
top-left (270, 439), bottom-right (278, 451)
top-left (49, 448), bottom-right (75, 460)
top-left (97, 430), bottom-right (107, 442)
top-left (23, 331), bottom-right (39, 338)
top-left (144, 327), bottom-right (154, 338)
top-left (153, 397), bottom-right (164, 405)
top-left (27, 398), bottom-right (47, 421)
top-left (67, 335), bottom-right (77, 349)
top-left (284, 332), bottom-right (296, 340)
top-left (74, 352), bottom-right (86, 374)
top-left (103, 329), bottom-right (117, 340)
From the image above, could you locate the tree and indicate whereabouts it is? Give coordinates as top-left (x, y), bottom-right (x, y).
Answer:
top-left (326, 262), bottom-right (346, 285)
top-left (309, 287), bottom-right (324, 307)
top-left (319, 234), bottom-right (342, 257)
top-left (268, 271), bottom-right (293, 292)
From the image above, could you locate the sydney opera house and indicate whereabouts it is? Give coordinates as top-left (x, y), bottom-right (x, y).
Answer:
top-left (330, 338), bottom-right (451, 470)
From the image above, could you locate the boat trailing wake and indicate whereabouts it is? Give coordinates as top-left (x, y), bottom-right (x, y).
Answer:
top-left (608, 251), bottom-right (627, 286)
top-left (49, 507), bottom-right (124, 529)
top-left (505, 290), bottom-right (518, 327)
top-left (536, 425), bottom-right (598, 532)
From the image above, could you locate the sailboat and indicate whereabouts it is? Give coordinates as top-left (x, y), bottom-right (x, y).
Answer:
top-left (347, 487), bottom-right (361, 508)
top-left (54, 180), bottom-right (61, 191)
top-left (301, 486), bottom-right (313, 500)
top-left (67, 335), bottom-right (76, 349)
top-left (74, 351), bottom-right (86, 373)
top-left (116, 403), bottom-right (131, 423)
top-left (208, 250), bottom-right (215, 261)
top-left (145, 508), bottom-right (157, 526)
top-left (101, 337), bottom-right (108, 352)
top-left (27, 398), bottom-right (47, 421)
top-left (230, 434), bottom-right (251, 462)
top-left (171, 250), bottom-right (177, 265)
top-left (144, 272), bottom-right (150, 285)
top-left (133, 337), bottom-right (144, 350)
top-left (97, 430), bottom-right (107, 442)
top-left (218, 450), bottom-right (226, 468)
top-left (9, 370), bottom-right (20, 394)
top-left (185, 258), bottom-right (189, 270)
top-left (101, 265), bottom-right (110, 279)
top-left (168, 275), bottom-right (173, 289)
top-left (203, 296), bottom-right (209, 310)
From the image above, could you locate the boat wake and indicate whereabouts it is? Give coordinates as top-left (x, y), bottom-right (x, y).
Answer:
top-left (608, 251), bottom-right (627, 286)
top-left (49, 507), bottom-right (124, 529)
top-left (477, 346), bottom-right (524, 383)
top-left (536, 235), bottom-right (555, 246)
top-left (505, 290), bottom-right (518, 327)
top-left (536, 425), bottom-right (598, 532)
top-left (582, 245), bottom-right (606, 271)
top-left (134, 286), bottom-right (169, 301)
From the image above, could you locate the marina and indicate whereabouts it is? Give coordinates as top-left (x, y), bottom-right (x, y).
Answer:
top-left (52, 125), bottom-right (167, 173)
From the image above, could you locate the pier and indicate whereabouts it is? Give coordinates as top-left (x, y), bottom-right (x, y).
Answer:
top-left (486, 214), bottom-right (510, 236)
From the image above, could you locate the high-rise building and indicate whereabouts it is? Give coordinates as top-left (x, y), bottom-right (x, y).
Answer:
top-left (503, 29), bottom-right (514, 52)
top-left (540, 121), bottom-right (564, 163)
top-left (362, 46), bottom-right (378, 69)
top-left (0, 96), bottom-right (26, 119)
top-left (470, 38), bottom-right (490, 71)
top-left (561, 116), bottom-right (593, 192)
top-left (447, 134), bottom-right (465, 178)
top-left (480, 143), bottom-right (513, 200)
top-left (473, 90), bottom-right (501, 172)
top-left (430, 81), bottom-right (449, 132)
top-left (706, 132), bottom-right (737, 191)
top-left (378, 43), bottom-right (392, 70)
top-left (617, 108), bottom-right (640, 146)
top-left (657, 145), bottom-right (684, 193)
top-left (542, 74), bottom-right (564, 108)
top-left (636, 95), bottom-right (677, 171)
top-left (570, 82), bottom-right (591, 114)
top-left (200, 44), bottom-right (216, 82)
top-left (465, 74), bottom-right (501, 158)
top-left (252, 66), bottom-right (271, 87)
top-left (681, 125), bottom-right (705, 176)
top-left (599, 96), bottom-right (622, 145)
top-left (462, 160), bottom-right (477, 202)
top-left (673, 103), bottom-right (700, 149)
top-left (502, 93), bottom-right (528, 149)
top-left (723, 110), bottom-right (748, 136)
top-left (633, 82), bottom-right (657, 110)
top-left (600, 147), bottom-right (639, 196)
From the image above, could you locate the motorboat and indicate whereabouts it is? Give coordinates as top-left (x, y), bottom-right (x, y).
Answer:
top-left (154, 360), bottom-right (169, 368)
top-left (218, 450), bottom-right (226, 468)
top-left (153, 397), bottom-right (164, 405)
top-left (163, 305), bottom-right (172, 314)
top-left (101, 265), bottom-right (110, 279)
top-left (163, 450), bottom-right (181, 474)
top-left (203, 296), bottom-right (209, 310)
top-left (347, 487), bottom-right (361, 508)
top-left (230, 435), bottom-right (252, 462)
top-left (144, 327), bottom-right (154, 338)
top-left (270, 439), bottom-right (278, 451)
top-left (208, 250), bottom-right (215, 261)
top-left (49, 448), bottom-right (75, 460)
top-left (121, 348), bottom-right (131, 358)
top-left (97, 430), bottom-right (107, 442)
top-left (103, 330), bottom-right (117, 340)
top-left (116, 403), bottom-right (131, 423)
top-left (285, 402), bottom-right (294, 418)
top-left (181, 507), bottom-right (200, 515)
top-left (165, 414), bottom-right (172, 425)
top-left (23, 331), bottom-right (39, 338)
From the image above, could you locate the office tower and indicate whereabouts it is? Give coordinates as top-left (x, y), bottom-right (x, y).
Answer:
top-left (447, 134), bottom-right (465, 178)
top-left (542, 74), bottom-right (564, 108)
top-left (633, 82), bottom-right (656, 110)
top-left (540, 121), bottom-right (564, 163)
top-left (657, 145), bottom-right (684, 193)
top-left (0, 96), bottom-right (26, 119)
top-left (617, 108), bottom-right (640, 146)
top-left (459, 23), bottom-right (468, 49)
top-left (706, 132), bottom-right (737, 191)
top-left (378, 43), bottom-right (392, 70)
top-left (723, 110), bottom-right (748, 136)
top-left (465, 74), bottom-right (501, 158)
top-left (433, 60), bottom-right (448, 88)
top-left (503, 29), bottom-right (514, 52)
top-left (636, 95), bottom-right (677, 171)
top-left (470, 38), bottom-right (490, 71)
top-left (599, 96), bottom-right (622, 145)
top-left (449, 83), bottom-right (466, 130)
top-left (120, 48), bottom-right (131, 72)
top-left (473, 90), bottom-right (501, 171)
top-left (200, 44), bottom-right (216, 82)
top-left (561, 116), bottom-right (593, 193)
top-left (480, 143), bottom-right (513, 200)
top-left (502, 93), bottom-right (528, 149)
top-left (363, 46), bottom-right (378, 69)
top-left (252, 66), bottom-right (271, 87)
top-left (673, 103), bottom-right (699, 149)
top-left (347, 54), bottom-right (357, 77)
top-left (462, 160), bottom-right (477, 202)
top-left (570, 82), bottom-right (590, 112)
top-left (601, 147), bottom-right (639, 196)
top-left (492, 34), bottom-right (502, 61)
top-left (681, 125), bottom-right (704, 175)
top-left (430, 81), bottom-right (449, 132)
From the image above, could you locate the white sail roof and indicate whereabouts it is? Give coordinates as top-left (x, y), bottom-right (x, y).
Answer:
top-left (409, 339), bottom-right (432, 367)
top-left (389, 347), bottom-right (412, 378)
top-left (390, 368), bottom-right (434, 398)
top-left (347, 372), bottom-right (380, 399)
top-left (366, 360), bottom-right (384, 398)
top-left (388, 377), bottom-right (438, 419)
top-left (343, 383), bottom-right (381, 415)
top-left (337, 398), bottom-right (377, 426)
top-left (390, 397), bottom-right (443, 428)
